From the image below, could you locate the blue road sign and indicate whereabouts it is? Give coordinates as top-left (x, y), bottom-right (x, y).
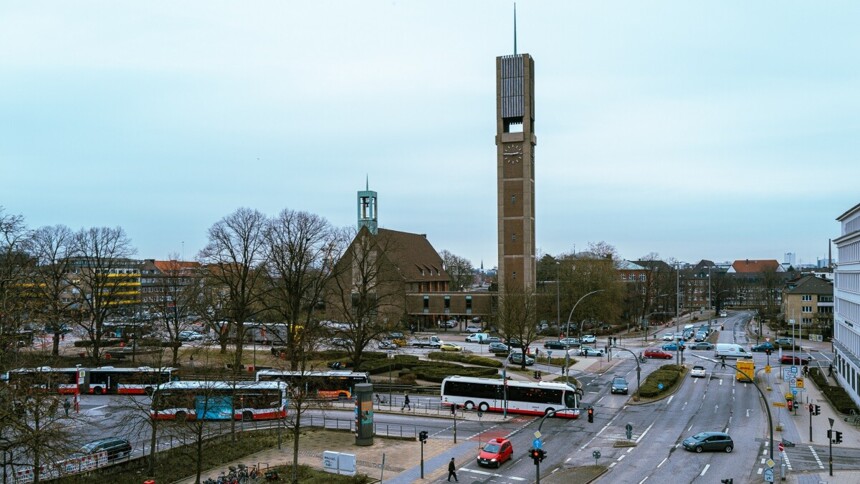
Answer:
top-left (533, 438), bottom-right (542, 450)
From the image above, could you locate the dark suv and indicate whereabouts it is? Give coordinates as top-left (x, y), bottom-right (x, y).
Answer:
top-left (80, 437), bottom-right (132, 461)
top-left (611, 377), bottom-right (629, 395)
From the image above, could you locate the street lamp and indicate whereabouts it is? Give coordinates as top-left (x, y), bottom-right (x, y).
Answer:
top-left (564, 290), bottom-right (605, 377)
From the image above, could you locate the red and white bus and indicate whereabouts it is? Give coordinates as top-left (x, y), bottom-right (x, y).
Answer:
top-left (150, 380), bottom-right (288, 421)
top-left (87, 366), bottom-right (174, 395)
top-left (4, 367), bottom-right (81, 394)
top-left (255, 369), bottom-right (368, 400)
top-left (441, 376), bottom-right (581, 418)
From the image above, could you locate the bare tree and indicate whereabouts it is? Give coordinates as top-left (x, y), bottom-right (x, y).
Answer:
top-left (326, 228), bottom-right (405, 369)
top-left (496, 289), bottom-right (539, 369)
top-left (67, 226), bottom-right (137, 365)
top-left (24, 225), bottom-right (75, 357)
top-left (197, 208), bottom-right (269, 370)
top-left (0, 208), bottom-right (31, 366)
top-left (264, 209), bottom-right (347, 371)
top-left (149, 256), bottom-right (200, 367)
top-left (1, 375), bottom-right (79, 483)
top-left (439, 250), bottom-right (474, 292)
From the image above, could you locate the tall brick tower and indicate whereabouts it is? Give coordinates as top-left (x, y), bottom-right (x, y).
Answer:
top-left (495, 53), bottom-right (536, 295)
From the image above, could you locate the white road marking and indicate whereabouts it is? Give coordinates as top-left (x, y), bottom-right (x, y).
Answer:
top-left (460, 468), bottom-right (525, 481)
top-left (609, 462), bottom-right (617, 468)
top-left (636, 421), bottom-right (655, 443)
top-left (782, 451), bottom-right (793, 471)
top-left (687, 424), bottom-right (693, 431)
top-left (719, 379), bottom-right (723, 386)
top-left (700, 464), bottom-right (710, 476)
top-left (565, 457), bottom-right (571, 463)
top-left (627, 448), bottom-right (634, 453)
top-left (808, 445), bottom-right (825, 469)
top-left (639, 477), bottom-right (649, 484)
top-left (618, 454), bottom-right (625, 461)
top-left (597, 396), bottom-right (605, 404)
top-left (746, 409), bottom-right (750, 418)
top-left (757, 467), bottom-right (763, 474)
top-left (657, 457), bottom-right (668, 468)
top-left (667, 395), bottom-right (674, 405)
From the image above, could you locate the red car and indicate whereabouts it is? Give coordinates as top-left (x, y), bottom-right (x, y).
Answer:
top-left (780, 355), bottom-right (810, 365)
top-left (644, 348), bottom-right (673, 359)
top-left (477, 438), bottom-right (513, 468)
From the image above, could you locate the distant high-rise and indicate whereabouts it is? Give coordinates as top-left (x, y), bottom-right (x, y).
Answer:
top-left (784, 252), bottom-right (796, 267)
top-left (495, 53), bottom-right (536, 294)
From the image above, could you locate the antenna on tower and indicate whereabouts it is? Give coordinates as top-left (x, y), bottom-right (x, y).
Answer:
top-left (513, 2), bottom-right (518, 55)
top-left (366, 174), bottom-right (369, 191)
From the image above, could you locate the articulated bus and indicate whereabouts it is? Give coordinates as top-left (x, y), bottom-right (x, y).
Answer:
top-left (4, 367), bottom-right (81, 394)
top-left (150, 380), bottom-right (287, 421)
top-left (4, 366), bottom-right (175, 395)
top-left (255, 370), bottom-right (368, 400)
top-left (441, 376), bottom-right (581, 418)
top-left (87, 366), bottom-right (175, 394)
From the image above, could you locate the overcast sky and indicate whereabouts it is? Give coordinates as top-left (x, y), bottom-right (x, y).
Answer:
top-left (2, 1), bottom-right (857, 268)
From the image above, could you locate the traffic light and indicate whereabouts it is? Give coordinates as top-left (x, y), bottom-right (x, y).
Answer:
top-left (418, 430), bottom-right (428, 443)
top-left (787, 400), bottom-right (793, 411)
top-left (534, 371), bottom-right (539, 379)
top-left (814, 404), bottom-right (821, 416)
top-left (834, 431), bottom-right (843, 444)
top-left (450, 403), bottom-right (458, 415)
top-left (530, 448), bottom-right (541, 465)
top-left (538, 448), bottom-right (546, 462)
top-left (765, 349), bottom-right (771, 356)
top-left (587, 407), bottom-right (594, 423)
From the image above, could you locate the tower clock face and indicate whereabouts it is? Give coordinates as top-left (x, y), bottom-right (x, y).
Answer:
top-left (503, 144), bottom-right (523, 164)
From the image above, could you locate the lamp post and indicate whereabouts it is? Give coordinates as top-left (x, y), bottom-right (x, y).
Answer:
top-left (556, 262), bottom-right (561, 334)
top-left (565, 290), bottom-right (605, 378)
top-left (609, 345), bottom-right (642, 400)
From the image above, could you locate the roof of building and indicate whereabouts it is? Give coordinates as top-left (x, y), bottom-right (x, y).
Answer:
top-left (376, 228), bottom-right (449, 283)
top-left (785, 275), bottom-right (833, 295)
top-left (727, 259), bottom-right (784, 274)
top-left (632, 259), bottom-right (673, 272)
top-left (152, 260), bottom-right (201, 273)
top-left (618, 260), bottom-right (647, 271)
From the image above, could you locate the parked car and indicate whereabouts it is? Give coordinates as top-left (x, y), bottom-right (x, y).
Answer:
top-left (505, 338), bottom-right (523, 348)
top-left (774, 338), bottom-right (793, 347)
top-left (477, 438), bottom-right (513, 468)
top-left (662, 333), bottom-right (675, 341)
top-left (662, 342), bottom-right (682, 351)
top-left (780, 355), bottom-right (810, 365)
top-left (440, 343), bottom-right (462, 352)
top-left (689, 342), bottom-right (714, 350)
top-left (682, 431), bottom-right (734, 453)
top-left (487, 336), bottom-right (502, 343)
top-left (581, 335), bottom-right (596, 344)
top-left (644, 348), bottom-right (673, 359)
top-left (489, 342), bottom-right (510, 354)
top-left (466, 325), bottom-right (482, 333)
top-left (378, 340), bottom-right (399, 350)
top-left (80, 437), bottom-right (132, 461)
top-left (611, 377), bottom-right (629, 395)
top-left (751, 342), bottom-right (775, 352)
top-left (579, 347), bottom-right (604, 357)
top-left (544, 340), bottom-right (570, 350)
top-left (438, 320), bottom-right (458, 328)
top-left (178, 330), bottom-right (203, 341)
top-left (465, 333), bottom-right (489, 343)
top-left (719, 311), bottom-right (728, 317)
top-left (508, 352), bottom-right (535, 366)
top-left (388, 331), bottom-right (405, 339)
top-left (690, 365), bottom-right (707, 378)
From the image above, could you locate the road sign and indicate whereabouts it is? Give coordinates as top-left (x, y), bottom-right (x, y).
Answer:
top-left (790, 378), bottom-right (797, 388)
top-left (533, 431), bottom-right (541, 439)
top-left (772, 402), bottom-right (786, 408)
top-left (547, 350), bottom-right (553, 358)
top-left (790, 366), bottom-right (798, 376)
top-left (792, 389), bottom-right (798, 397)
top-left (765, 364), bottom-right (772, 374)
top-left (766, 459), bottom-right (775, 468)
top-left (764, 467), bottom-right (774, 482)
top-left (778, 442), bottom-right (784, 452)
top-left (592, 450), bottom-right (601, 459)
top-left (796, 377), bottom-right (804, 388)
top-left (533, 438), bottom-right (542, 450)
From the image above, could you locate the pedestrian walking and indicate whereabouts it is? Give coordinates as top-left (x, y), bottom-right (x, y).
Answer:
top-left (63, 398), bottom-right (71, 417)
top-left (401, 393), bottom-right (411, 411)
top-left (828, 363), bottom-right (833, 377)
top-left (447, 457), bottom-right (458, 482)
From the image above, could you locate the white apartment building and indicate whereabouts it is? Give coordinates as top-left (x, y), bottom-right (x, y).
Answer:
top-left (834, 202), bottom-right (860, 406)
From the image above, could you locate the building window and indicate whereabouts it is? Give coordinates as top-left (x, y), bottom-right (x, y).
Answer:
top-left (423, 295), bottom-right (429, 311)
top-left (512, 233), bottom-right (517, 242)
top-left (802, 306), bottom-right (813, 313)
top-left (511, 195), bottom-right (516, 205)
top-left (466, 295), bottom-right (472, 312)
top-left (444, 296), bottom-right (451, 310)
top-left (802, 295), bottom-right (812, 301)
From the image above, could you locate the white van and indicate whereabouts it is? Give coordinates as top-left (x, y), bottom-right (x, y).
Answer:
top-left (465, 333), bottom-right (490, 343)
top-left (715, 343), bottom-right (752, 359)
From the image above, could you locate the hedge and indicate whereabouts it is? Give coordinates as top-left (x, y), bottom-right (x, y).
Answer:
top-left (809, 367), bottom-right (860, 414)
top-left (638, 364), bottom-right (684, 398)
top-left (427, 352), bottom-right (503, 368)
top-left (73, 339), bottom-right (122, 347)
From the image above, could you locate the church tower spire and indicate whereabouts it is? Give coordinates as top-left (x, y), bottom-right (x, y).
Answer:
top-left (357, 177), bottom-right (378, 234)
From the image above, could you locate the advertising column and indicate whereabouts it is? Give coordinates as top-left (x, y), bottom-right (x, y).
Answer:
top-left (353, 383), bottom-right (373, 446)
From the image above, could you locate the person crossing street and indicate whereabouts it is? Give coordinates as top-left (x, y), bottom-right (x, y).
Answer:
top-left (447, 457), bottom-right (458, 482)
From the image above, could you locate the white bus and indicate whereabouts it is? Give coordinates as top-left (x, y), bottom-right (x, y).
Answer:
top-left (441, 376), bottom-right (581, 418)
top-left (150, 380), bottom-right (287, 421)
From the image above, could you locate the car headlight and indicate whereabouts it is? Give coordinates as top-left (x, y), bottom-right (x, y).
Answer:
top-left (490, 458), bottom-right (497, 462)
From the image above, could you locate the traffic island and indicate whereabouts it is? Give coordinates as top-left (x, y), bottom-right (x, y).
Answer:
top-left (541, 464), bottom-right (607, 484)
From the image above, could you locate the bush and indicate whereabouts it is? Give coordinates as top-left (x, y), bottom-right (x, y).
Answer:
top-left (413, 366), bottom-right (499, 383)
top-left (427, 352), bottom-right (503, 368)
top-left (638, 364), bottom-right (684, 398)
top-left (810, 368), bottom-right (860, 414)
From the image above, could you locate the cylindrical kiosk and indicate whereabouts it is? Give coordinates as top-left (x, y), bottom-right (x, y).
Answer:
top-left (353, 383), bottom-right (374, 446)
